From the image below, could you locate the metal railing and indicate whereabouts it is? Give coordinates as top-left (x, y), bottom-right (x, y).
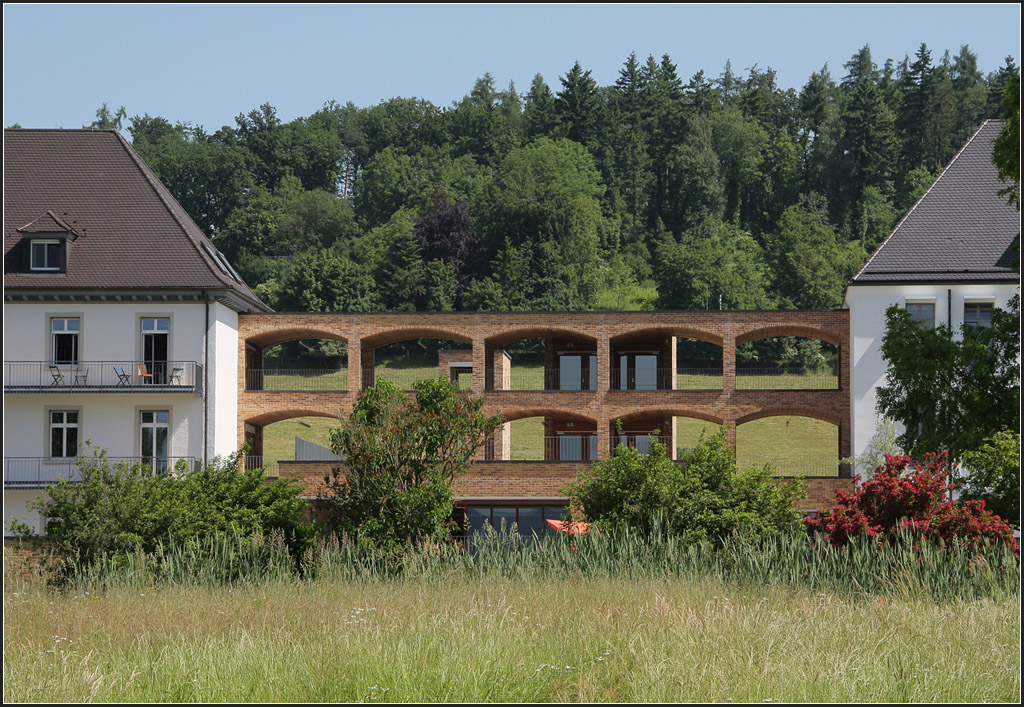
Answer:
top-left (245, 368), bottom-right (348, 392)
top-left (486, 368), bottom-right (596, 391)
top-left (732, 453), bottom-right (842, 477)
top-left (612, 432), bottom-right (673, 452)
top-left (361, 368), bottom-right (472, 391)
top-left (4, 456), bottom-right (199, 487)
top-left (4, 361), bottom-right (202, 392)
top-left (609, 368), bottom-right (725, 391)
top-left (735, 367), bottom-right (839, 390)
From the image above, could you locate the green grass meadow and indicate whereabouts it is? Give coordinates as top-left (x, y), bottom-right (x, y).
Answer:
top-left (4, 571), bottom-right (1019, 703)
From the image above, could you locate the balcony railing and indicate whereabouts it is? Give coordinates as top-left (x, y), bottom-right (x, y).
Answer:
top-left (4, 361), bottom-right (202, 393)
top-left (246, 368), bottom-right (348, 392)
top-left (363, 368), bottom-right (472, 392)
top-left (486, 368), bottom-right (596, 392)
top-left (735, 367), bottom-right (838, 390)
top-left (610, 368), bottom-right (725, 391)
top-left (612, 432), bottom-right (673, 452)
top-left (4, 456), bottom-right (199, 487)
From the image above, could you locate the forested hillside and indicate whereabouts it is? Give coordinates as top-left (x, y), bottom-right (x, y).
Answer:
top-left (120, 45), bottom-right (1017, 313)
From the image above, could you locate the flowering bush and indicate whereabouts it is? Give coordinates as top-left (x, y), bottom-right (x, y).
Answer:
top-left (806, 450), bottom-right (1019, 555)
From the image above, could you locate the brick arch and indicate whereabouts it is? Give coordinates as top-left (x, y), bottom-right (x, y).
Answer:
top-left (735, 407), bottom-right (841, 427)
top-left (614, 408), bottom-right (725, 426)
top-left (361, 327), bottom-right (473, 348)
top-left (246, 326), bottom-right (348, 348)
top-left (485, 327), bottom-right (598, 348)
top-left (610, 326), bottom-right (723, 348)
top-left (735, 325), bottom-right (841, 347)
top-left (245, 408), bottom-right (342, 428)
top-left (494, 407), bottom-right (598, 425)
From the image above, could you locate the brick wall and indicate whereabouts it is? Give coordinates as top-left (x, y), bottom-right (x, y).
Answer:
top-left (243, 311), bottom-right (852, 497)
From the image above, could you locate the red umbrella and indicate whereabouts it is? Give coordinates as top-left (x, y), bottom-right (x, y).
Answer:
top-left (545, 519), bottom-right (591, 536)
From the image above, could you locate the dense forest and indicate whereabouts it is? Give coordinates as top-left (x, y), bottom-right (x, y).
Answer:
top-left (110, 44), bottom-right (1016, 315)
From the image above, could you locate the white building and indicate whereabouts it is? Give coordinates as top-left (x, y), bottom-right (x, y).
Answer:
top-left (3, 129), bottom-right (270, 534)
top-left (844, 120), bottom-right (1020, 478)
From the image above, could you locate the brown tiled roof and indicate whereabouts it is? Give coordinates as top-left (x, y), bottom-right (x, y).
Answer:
top-left (852, 120), bottom-right (1020, 285)
top-left (3, 128), bottom-right (270, 311)
top-left (17, 210), bottom-right (82, 239)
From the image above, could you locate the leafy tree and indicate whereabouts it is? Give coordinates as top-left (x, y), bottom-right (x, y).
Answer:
top-left (414, 190), bottom-right (481, 290)
top-left (86, 102), bottom-right (127, 130)
top-left (324, 378), bottom-right (501, 550)
top-left (960, 431), bottom-right (1020, 526)
top-left (276, 248), bottom-right (380, 312)
top-left (18, 450), bottom-right (309, 568)
top-left (876, 298), bottom-right (1020, 463)
top-left (993, 71), bottom-right (1020, 209)
top-left (565, 428), bottom-right (804, 544)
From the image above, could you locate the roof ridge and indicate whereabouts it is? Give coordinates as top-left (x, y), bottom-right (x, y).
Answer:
top-left (851, 120), bottom-right (993, 283)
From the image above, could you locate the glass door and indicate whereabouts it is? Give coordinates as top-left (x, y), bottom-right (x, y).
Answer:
top-left (140, 410), bottom-right (169, 473)
top-left (141, 318), bottom-right (169, 384)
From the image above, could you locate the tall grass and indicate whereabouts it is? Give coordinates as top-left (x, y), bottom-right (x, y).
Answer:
top-left (48, 523), bottom-right (1020, 603)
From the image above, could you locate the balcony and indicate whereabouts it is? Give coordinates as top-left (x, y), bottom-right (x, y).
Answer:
top-left (4, 456), bottom-right (200, 488)
top-left (4, 361), bottom-right (202, 394)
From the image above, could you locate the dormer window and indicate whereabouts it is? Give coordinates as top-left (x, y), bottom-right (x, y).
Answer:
top-left (30, 239), bottom-right (63, 271)
top-left (17, 211), bottom-right (81, 274)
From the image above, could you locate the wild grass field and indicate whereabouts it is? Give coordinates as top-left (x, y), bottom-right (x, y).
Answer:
top-left (4, 571), bottom-right (1019, 702)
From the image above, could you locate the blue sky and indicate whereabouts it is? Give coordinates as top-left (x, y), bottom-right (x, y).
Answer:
top-left (3, 4), bottom-right (1020, 132)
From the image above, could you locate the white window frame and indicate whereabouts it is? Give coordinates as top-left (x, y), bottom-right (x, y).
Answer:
top-left (963, 299), bottom-right (995, 329)
top-left (50, 317), bottom-right (80, 364)
top-left (30, 239), bottom-right (62, 271)
top-left (904, 298), bottom-right (936, 328)
top-left (48, 409), bottom-right (80, 459)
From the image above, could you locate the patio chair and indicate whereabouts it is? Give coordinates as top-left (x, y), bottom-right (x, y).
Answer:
top-left (137, 363), bottom-right (154, 384)
top-left (114, 365), bottom-right (131, 386)
top-left (74, 366), bottom-right (89, 385)
top-left (168, 366), bottom-right (184, 385)
top-left (48, 365), bottom-right (65, 386)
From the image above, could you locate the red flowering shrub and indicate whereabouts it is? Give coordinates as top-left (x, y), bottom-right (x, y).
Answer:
top-left (806, 450), bottom-right (1019, 555)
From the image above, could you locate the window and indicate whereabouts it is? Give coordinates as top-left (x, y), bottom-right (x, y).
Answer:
top-left (463, 504), bottom-right (568, 540)
top-left (141, 318), bottom-right (170, 383)
top-left (905, 301), bottom-right (935, 327)
top-left (964, 302), bottom-right (993, 329)
top-left (49, 410), bottom-right (79, 458)
top-left (140, 410), bottom-right (169, 472)
top-left (30, 239), bottom-right (62, 271)
top-left (51, 317), bottom-right (80, 364)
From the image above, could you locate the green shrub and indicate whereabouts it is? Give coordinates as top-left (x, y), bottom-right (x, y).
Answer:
top-left (20, 449), bottom-right (311, 573)
top-left (565, 427), bottom-right (805, 543)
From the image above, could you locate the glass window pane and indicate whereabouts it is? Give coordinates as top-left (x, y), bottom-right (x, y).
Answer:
top-left (492, 507), bottom-right (516, 534)
top-left (142, 427), bottom-right (153, 456)
top-left (155, 427), bottom-right (168, 458)
top-left (52, 319), bottom-right (65, 332)
top-left (51, 411), bottom-right (63, 424)
top-left (142, 411), bottom-right (153, 423)
top-left (66, 428), bottom-right (78, 457)
top-left (46, 242), bottom-right (61, 265)
top-left (466, 507), bottom-right (490, 538)
top-left (51, 428), bottom-right (63, 457)
top-left (559, 355), bottom-right (582, 391)
top-left (560, 435), bottom-right (582, 460)
top-left (635, 355), bottom-right (658, 390)
top-left (66, 411), bottom-right (78, 423)
top-left (155, 411), bottom-right (168, 423)
top-left (517, 506), bottom-right (544, 539)
top-left (66, 319), bottom-right (80, 331)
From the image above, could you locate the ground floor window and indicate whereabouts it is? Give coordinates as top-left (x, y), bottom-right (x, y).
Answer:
top-left (140, 410), bottom-right (169, 472)
top-left (456, 503), bottom-right (569, 541)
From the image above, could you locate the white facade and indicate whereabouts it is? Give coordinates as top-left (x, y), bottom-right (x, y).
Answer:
top-left (845, 282), bottom-right (1018, 479)
top-left (3, 299), bottom-right (242, 535)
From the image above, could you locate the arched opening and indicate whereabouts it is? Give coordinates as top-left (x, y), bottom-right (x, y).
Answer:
top-left (243, 410), bottom-right (342, 477)
top-left (487, 410), bottom-right (597, 461)
top-left (246, 338), bottom-right (349, 391)
top-left (675, 337), bottom-right (724, 390)
top-left (735, 415), bottom-right (840, 476)
top-left (735, 335), bottom-right (839, 390)
top-left (366, 337), bottom-right (472, 391)
top-left (672, 415), bottom-right (723, 459)
top-left (609, 329), bottom-right (723, 391)
top-left (485, 330), bottom-right (598, 391)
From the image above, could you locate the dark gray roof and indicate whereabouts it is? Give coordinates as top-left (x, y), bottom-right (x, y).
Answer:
top-left (852, 120), bottom-right (1020, 285)
top-left (3, 129), bottom-right (270, 312)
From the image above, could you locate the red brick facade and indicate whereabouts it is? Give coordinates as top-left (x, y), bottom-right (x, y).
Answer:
top-left (241, 310), bottom-right (851, 510)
